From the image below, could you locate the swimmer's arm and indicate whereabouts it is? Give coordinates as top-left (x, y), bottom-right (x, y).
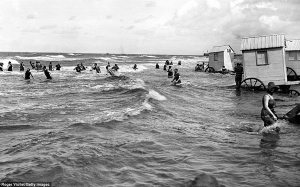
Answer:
top-left (263, 95), bottom-right (277, 120)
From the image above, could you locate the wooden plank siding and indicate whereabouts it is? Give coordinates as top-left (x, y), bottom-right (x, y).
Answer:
top-left (209, 51), bottom-right (224, 71)
top-left (243, 48), bottom-right (286, 85)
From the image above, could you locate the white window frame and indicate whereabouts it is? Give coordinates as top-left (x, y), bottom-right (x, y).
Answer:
top-left (256, 50), bottom-right (268, 66)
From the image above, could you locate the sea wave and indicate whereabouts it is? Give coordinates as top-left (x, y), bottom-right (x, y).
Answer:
top-left (0, 59), bottom-right (20, 69)
top-left (15, 55), bottom-right (78, 61)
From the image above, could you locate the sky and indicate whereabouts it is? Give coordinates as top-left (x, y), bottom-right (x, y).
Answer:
top-left (0, 0), bottom-right (299, 55)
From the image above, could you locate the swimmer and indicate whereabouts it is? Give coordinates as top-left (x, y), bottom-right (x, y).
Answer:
top-left (43, 66), bottom-right (52, 79)
top-left (24, 68), bottom-right (34, 80)
top-left (167, 66), bottom-right (173, 78)
top-left (30, 61), bottom-right (35, 69)
top-left (49, 62), bottom-right (53, 71)
top-left (0, 62), bottom-right (3, 71)
top-left (171, 68), bottom-right (181, 85)
top-left (133, 64), bottom-right (138, 70)
top-left (261, 82), bottom-right (278, 127)
top-left (92, 63), bottom-right (101, 73)
top-left (170, 61), bottom-right (173, 65)
top-left (106, 62), bottom-right (111, 70)
top-left (220, 66), bottom-right (228, 74)
top-left (178, 61), bottom-right (181, 65)
top-left (7, 61), bottom-right (12, 71)
top-left (56, 63), bottom-right (61, 70)
top-left (163, 64), bottom-right (167, 71)
top-left (80, 63), bottom-right (86, 70)
top-left (156, 63), bottom-right (159, 69)
top-left (112, 64), bottom-right (119, 71)
top-left (74, 64), bottom-right (81, 73)
top-left (20, 62), bottom-right (25, 71)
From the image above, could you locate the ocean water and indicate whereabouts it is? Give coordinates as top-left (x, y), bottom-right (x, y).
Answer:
top-left (0, 52), bottom-right (299, 187)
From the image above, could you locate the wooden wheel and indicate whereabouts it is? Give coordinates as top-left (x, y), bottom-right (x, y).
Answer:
top-left (205, 67), bottom-right (215, 73)
top-left (239, 78), bottom-right (266, 91)
top-left (289, 90), bottom-right (300, 96)
top-left (286, 67), bottom-right (298, 81)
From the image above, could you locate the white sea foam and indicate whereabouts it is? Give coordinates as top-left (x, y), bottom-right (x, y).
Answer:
top-left (0, 59), bottom-right (20, 69)
top-left (118, 64), bottom-right (148, 73)
top-left (147, 89), bottom-right (167, 101)
top-left (15, 55), bottom-right (78, 61)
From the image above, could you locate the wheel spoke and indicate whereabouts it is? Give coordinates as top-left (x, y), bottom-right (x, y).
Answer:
top-left (253, 80), bottom-right (257, 87)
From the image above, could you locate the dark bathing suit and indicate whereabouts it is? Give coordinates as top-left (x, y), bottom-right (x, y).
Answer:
top-left (44, 70), bottom-right (52, 79)
top-left (261, 94), bottom-right (277, 126)
top-left (174, 72), bottom-right (181, 83)
top-left (25, 71), bottom-right (31, 80)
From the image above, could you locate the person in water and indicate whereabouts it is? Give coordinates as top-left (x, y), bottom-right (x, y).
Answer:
top-left (43, 66), bottom-right (52, 79)
top-left (166, 60), bottom-right (170, 65)
top-left (178, 61), bottom-right (181, 65)
top-left (92, 63), bottom-right (101, 73)
top-left (163, 64), bottom-right (167, 71)
top-left (0, 62), bottom-right (3, 71)
top-left (283, 104), bottom-right (300, 124)
top-left (56, 63), bottom-right (61, 70)
top-left (75, 64), bottom-right (81, 73)
top-left (30, 61), bottom-right (35, 69)
top-left (172, 68), bottom-right (181, 85)
top-left (133, 64), bottom-right (138, 70)
top-left (167, 66), bottom-right (173, 78)
top-left (80, 63), bottom-right (86, 70)
top-left (7, 61), bottom-right (12, 71)
top-left (49, 62), bottom-right (53, 71)
top-left (195, 64), bottom-right (201, 71)
top-left (112, 64), bottom-right (119, 71)
top-left (234, 63), bottom-right (243, 91)
top-left (20, 62), bottom-right (25, 71)
top-left (220, 66), bottom-right (227, 74)
top-left (156, 63), bottom-right (159, 69)
top-left (170, 61), bottom-right (173, 65)
top-left (106, 62), bottom-right (111, 70)
top-left (24, 68), bottom-right (33, 80)
top-left (261, 82), bottom-right (278, 127)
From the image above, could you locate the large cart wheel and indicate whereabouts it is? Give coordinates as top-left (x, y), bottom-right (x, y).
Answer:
top-left (287, 67), bottom-right (298, 81)
top-left (239, 78), bottom-right (266, 91)
top-left (289, 90), bottom-right (300, 96)
top-left (205, 67), bottom-right (215, 73)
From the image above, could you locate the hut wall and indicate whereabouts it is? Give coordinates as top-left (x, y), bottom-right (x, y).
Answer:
top-left (242, 48), bottom-right (286, 85)
top-left (209, 51), bottom-right (224, 71)
top-left (285, 51), bottom-right (300, 74)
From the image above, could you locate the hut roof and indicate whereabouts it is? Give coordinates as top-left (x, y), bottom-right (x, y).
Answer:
top-left (241, 34), bottom-right (285, 51)
top-left (210, 45), bottom-right (234, 53)
top-left (286, 39), bottom-right (300, 51)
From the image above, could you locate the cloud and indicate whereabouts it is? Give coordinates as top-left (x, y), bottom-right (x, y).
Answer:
top-left (177, 0), bottom-right (198, 17)
top-left (69, 16), bottom-right (76, 20)
top-left (165, 0), bottom-right (300, 52)
top-left (145, 1), bottom-right (156, 7)
top-left (126, 25), bottom-right (135, 30)
top-left (71, 26), bottom-right (83, 30)
top-left (27, 12), bottom-right (39, 19)
top-left (106, 15), bottom-right (112, 19)
top-left (40, 24), bottom-right (57, 30)
top-left (21, 28), bottom-right (40, 33)
top-left (134, 15), bottom-right (154, 23)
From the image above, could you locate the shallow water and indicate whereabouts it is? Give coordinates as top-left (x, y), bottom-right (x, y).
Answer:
top-left (0, 52), bottom-right (299, 187)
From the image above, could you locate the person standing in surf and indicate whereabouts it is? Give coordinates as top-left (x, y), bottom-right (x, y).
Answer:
top-left (133, 64), bottom-right (138, 70)
top-left (74, 64), bottom-right (82, 73)
top-left (167, 66), bottom-right (173, 78)
top-left (20, 62), bottom-right (25, 71)
top-left (56, 63), bottom-right (61, 70)
top-left (24, 68), bottom-right (33, 80)
top-left (171, 68), bottom-right (181, 85)
top-left (43, 66), bottom-right (52, 79)
top-left (7, 61), bottom-right (12, 71)
top-left (261, 82), bottom-right (278, 127)
top-left (49, 62), bottom-right (53, 71)
top-left (156, 63), bottom-right (159, 69)
top-left (0, 62), bottom-right (3, 71)
top-left (234, 63), bottom-right (243, 91)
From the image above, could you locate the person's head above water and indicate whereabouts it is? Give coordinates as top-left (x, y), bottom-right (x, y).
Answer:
top-left (43, 66), bottom-right (47, 70)
top-left (267, 82), bottom-right (278, 94)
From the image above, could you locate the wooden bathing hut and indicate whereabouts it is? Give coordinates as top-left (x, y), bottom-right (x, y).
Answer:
top-left (285, 39), bottom-right (300, 80)
top-left (206, 45), bottom-right (235, 72)
top-left (240, 34), bottom-right (300, 94)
